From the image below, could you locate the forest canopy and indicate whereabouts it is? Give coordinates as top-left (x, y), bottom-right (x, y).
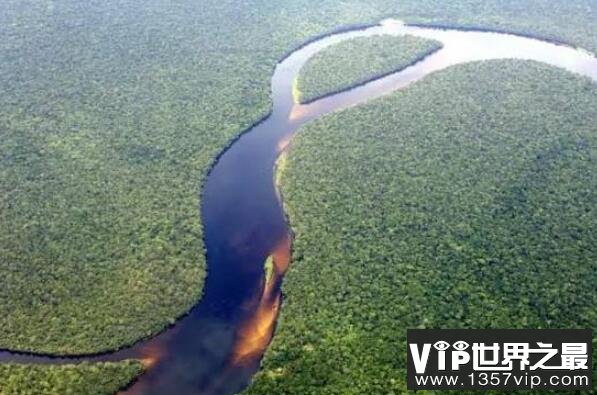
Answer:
top-left (247, 60), bottom-right (597, 394)
top-left (1, 0), bottom-right (596, 392)
top-left (0, 361), bottom-right (143, 395)
top-left (2, 0), bottom-right (595, 356)
top-left (297, 34), bottom-right (441, 103)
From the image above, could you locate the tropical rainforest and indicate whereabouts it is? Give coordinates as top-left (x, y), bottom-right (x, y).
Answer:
top-left (1, 0), bottom-right (596, 393)
top-left (296, 35), bottom-right (441, 103)
top-left (246, 60), bottom-right (597, 394)
top-left (0, 361), bottom-right (142, 395)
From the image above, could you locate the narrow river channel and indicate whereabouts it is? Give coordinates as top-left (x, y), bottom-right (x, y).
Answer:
top-left (1, 18), bottom-right (596, 395)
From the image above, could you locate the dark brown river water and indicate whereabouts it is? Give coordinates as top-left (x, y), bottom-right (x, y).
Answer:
top-left (1, 19), bottom-right (596, 395)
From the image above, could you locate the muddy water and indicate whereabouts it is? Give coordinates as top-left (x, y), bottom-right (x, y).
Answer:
top-left (1, 19), bottom-right (596, 395)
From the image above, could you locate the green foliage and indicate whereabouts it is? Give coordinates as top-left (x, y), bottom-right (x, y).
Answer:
top-left (1, 0), bottom-right (596, 392)
top-left (264, 256), bottom-right (275, 284)
top-left (246, 61), bottom-right (597, 394)
top-left (0, 361), bottom-right (143, 395)
top-left (0, 0), bottom-right (391, 355)
top-left (1, 0), bottom-right (596, 357)
top-left (297, 35), bottom-right (442, 103)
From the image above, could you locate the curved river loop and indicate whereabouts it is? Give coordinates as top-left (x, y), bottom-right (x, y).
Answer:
top-left (1, 19), bottom-right (596, 395)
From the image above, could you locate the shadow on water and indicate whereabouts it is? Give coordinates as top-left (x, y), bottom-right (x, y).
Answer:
top-left (1, 19), bottom-right (596, 395)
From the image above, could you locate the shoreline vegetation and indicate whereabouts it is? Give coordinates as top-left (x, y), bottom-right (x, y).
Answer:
top-left (296, 35), bottom-right (442, 104)
top-left (246, 60), bottom-right (597, 394)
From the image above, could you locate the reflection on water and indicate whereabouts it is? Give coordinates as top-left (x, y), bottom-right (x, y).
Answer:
top-left (231, 234), bottom-right (291, 367)
top-left (1, 18), bottom-right (596, 395)
top-left (276, 134), bottom-right (293, 154)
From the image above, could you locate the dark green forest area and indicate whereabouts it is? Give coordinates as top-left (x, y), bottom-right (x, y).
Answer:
top-left (1, 0), bottom-right (596, 393)
top-left (0, 361), bottom-right (142, 395)
top-left (247, 61), bottom-right (597, 394)
top-left (2, 0), bottom-right (594, 356)
top-left (297, 35), bottom-right (441, 103)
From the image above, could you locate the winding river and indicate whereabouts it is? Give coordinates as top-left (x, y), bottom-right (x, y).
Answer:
top-left (1, 18), bottom-right (596, 395)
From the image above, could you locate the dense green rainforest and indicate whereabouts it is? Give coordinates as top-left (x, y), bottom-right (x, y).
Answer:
top-left (0, 362), bottom-right (143, 395)
top-left (1, 0), bottom-right (596, 392)
top-left (296, 35), bottom-right (442, 103)
top-left (247, 61), bottom-right (597, 394)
